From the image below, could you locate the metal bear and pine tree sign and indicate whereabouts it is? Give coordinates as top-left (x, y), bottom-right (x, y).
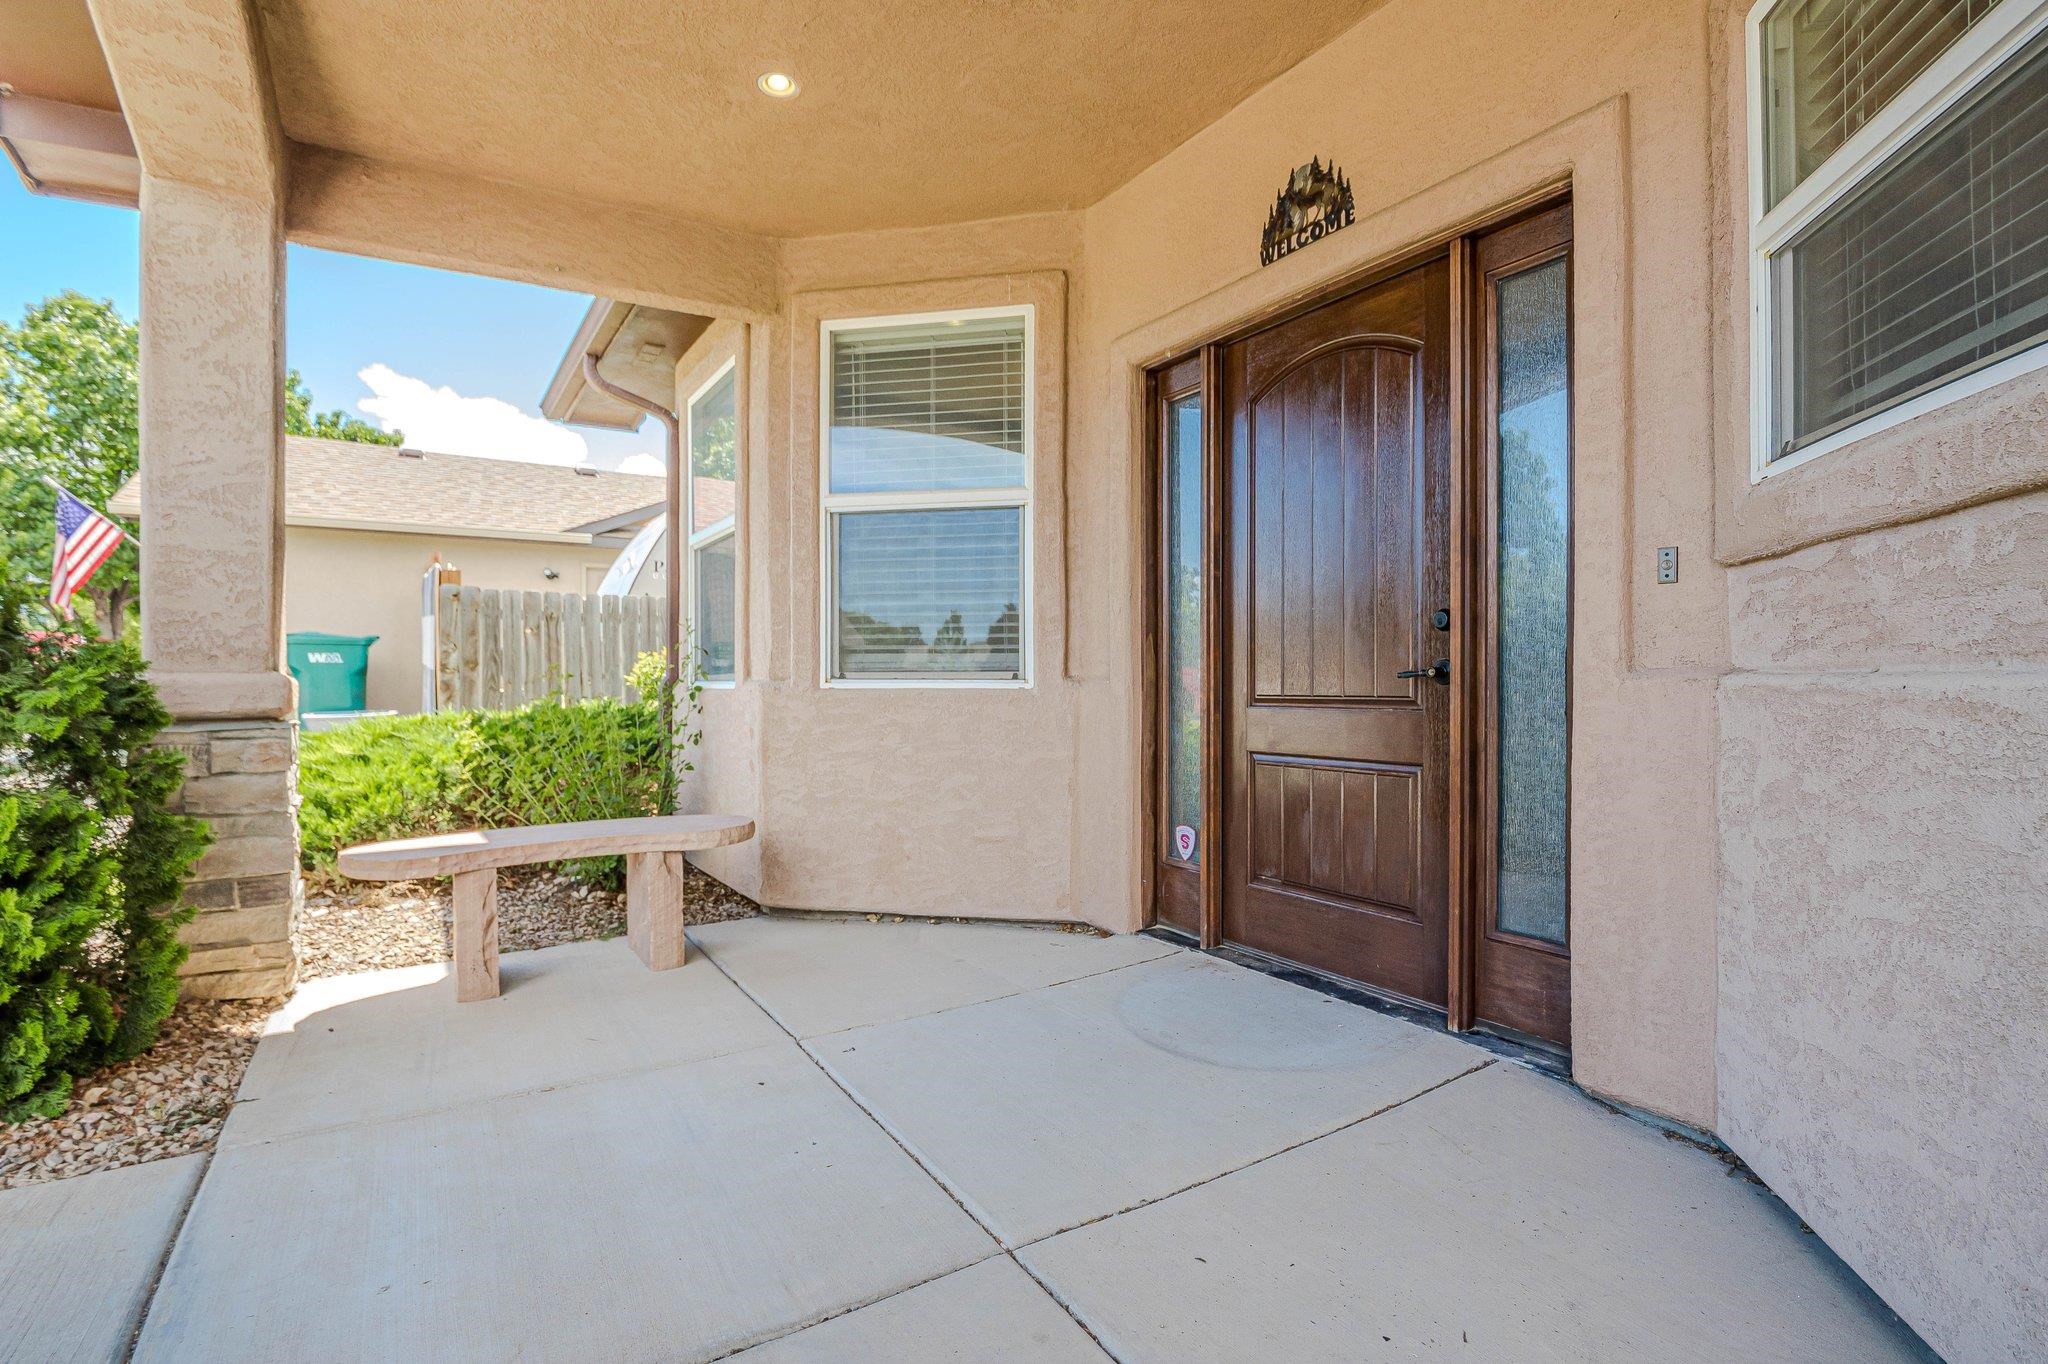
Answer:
top-left (1260, 158), bottom-right (1356, 266)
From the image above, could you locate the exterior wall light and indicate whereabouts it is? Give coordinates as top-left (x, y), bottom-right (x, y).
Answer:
top-left (757, 72), bottom-right (799, 98)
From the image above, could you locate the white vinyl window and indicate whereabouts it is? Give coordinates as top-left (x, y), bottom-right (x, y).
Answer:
top-left (819, 306), bottom-right (1032, 686)
top-left (686, 360), bottom-right (738, 683)
top-left (1749, 0), bottom-right (2048, 477)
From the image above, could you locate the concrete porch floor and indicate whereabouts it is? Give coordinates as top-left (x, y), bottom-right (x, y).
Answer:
top-left (2, 917), bottom-right (1933, 1363)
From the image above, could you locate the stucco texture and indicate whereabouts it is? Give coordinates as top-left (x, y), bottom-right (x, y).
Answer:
top-left (1719, 670), bottom-right (2048, 1362)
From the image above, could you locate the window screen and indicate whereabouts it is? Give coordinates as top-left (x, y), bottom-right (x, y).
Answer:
top-left (1772, 24), bottom-right (2048, 455)
top-left (694, 532), bottom-right (736, 682)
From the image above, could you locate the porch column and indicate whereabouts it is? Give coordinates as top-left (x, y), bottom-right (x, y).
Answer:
top-left (137, 172), bottom-right (299, 999)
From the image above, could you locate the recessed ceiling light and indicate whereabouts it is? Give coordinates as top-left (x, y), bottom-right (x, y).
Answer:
top-left (757, 72), bottom-right (799, 98)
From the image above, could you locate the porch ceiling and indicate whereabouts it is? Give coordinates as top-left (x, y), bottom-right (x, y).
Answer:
top-left (251, 0), bottom-right (1388, 237)
top-left (0, 0), bottom-right (119, 111)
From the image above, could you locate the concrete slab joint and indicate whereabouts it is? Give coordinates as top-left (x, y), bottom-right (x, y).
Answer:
top-left (158, 717), bottom-right (301, 1000)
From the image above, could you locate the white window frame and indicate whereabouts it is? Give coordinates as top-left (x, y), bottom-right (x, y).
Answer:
top-left (1747, 0), bottom-right (2048, 480)
top-left (817, 303), bottom-right (1035, 689)
top-left (685, 356), bottom-right (739, 687)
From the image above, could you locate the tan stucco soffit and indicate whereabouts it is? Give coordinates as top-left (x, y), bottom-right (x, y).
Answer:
top-left (541, 298), bottom-right (712, 430)
top-left (564, 503), bottom-right (664, 538)
top-left (285, 144), bottom-right (779, 322)
top-left (85, 0), bottom-right (281, 196)
top-left (0, 89), bottom-right (137, 205)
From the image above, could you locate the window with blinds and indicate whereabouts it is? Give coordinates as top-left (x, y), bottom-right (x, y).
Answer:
top-left (1762, 0), bottom-right (1999, 206)
top-left (822, 309), bottom-right (1031, 683)
top-left (1752, 0), bottom-right (2048, 468)
top-left (1777, 25), bottom-right (2048, 451)
top-left (829, 316), bottom-right (1027, 494)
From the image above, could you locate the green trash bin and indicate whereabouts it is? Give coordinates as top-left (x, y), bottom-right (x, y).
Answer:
top-left (285, 632), bottom-right (378, 716)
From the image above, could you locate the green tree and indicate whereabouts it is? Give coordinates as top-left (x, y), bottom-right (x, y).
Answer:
top-left (0, 566), bottom-right (209, 1120)
top-left (0, 293), bottom-right (140, 640)
top-left (0, 295), bottom-right (400, 639)
top-left (286, 369), bottom-right (402, 447)
top-left (691, 411), bottom-right (737, 481)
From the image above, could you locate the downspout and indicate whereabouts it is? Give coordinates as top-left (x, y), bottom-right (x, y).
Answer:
top-left (579, 355), bottom-right (683, 775)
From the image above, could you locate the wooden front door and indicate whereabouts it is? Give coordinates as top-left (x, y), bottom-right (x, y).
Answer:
top-left (1220, 257), bottom-right (1453, 1006)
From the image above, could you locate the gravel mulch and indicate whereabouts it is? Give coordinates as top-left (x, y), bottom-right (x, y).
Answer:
top-left (0, 997), bottom-right (279, 1191)
top-left (2, 863), bottom-right (758, 1190)
top-left (296, 863), bottom-right (759, 980)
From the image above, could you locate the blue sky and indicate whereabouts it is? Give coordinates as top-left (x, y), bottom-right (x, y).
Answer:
top-left (0, 173), bottom-right (658, 471)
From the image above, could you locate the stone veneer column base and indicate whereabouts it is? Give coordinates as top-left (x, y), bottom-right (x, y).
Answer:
top-left (155, 718), bottom-right (301, 999)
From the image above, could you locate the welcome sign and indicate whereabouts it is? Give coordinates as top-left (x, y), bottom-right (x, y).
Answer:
top-left (1260, 158), bottom-right (1356, 267)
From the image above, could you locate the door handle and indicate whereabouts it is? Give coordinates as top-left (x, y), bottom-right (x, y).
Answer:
top-left (1396, 659), bottom-right (1451, 684)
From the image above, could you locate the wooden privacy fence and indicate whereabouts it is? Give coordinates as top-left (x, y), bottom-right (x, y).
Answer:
top-left (431, 584), bottom-right (664, 711)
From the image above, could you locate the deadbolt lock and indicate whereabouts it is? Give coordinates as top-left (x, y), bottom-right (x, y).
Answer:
top-left (1431, 608), bottom-right (1451, 631)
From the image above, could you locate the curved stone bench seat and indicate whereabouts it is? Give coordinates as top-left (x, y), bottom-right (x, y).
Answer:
top-left (337, 815), bottom-right (756, 1002)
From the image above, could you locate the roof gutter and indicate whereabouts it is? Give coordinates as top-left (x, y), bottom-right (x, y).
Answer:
top-left (579, 355), bottom-right (684, 746)
top-left (0, 89), bottom-right (141, 207)
top-left (541, 299), bottom-right (636, 427)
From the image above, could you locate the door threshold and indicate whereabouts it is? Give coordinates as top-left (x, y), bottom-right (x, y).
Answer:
top-left (1143, 928), bottom-right (1571, 1081)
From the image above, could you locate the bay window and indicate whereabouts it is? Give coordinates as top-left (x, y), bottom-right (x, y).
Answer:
top-left (821, 307), bottom-right (1032, 684)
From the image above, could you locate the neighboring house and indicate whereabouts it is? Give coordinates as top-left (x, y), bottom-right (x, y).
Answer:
top-left (108, 436), bottom-right (662, 714)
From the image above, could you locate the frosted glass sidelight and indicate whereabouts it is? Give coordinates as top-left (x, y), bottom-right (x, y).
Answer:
top-left (1163, 393), bottom-right (1203, 864)
top-left (1494, 258), bottom-right (1571, 947)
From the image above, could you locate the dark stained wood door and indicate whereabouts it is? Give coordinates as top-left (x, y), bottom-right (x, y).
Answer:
top-left (1221, 258), bottom-right (1453, 1006)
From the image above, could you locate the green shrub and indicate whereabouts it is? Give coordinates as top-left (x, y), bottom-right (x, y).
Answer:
top-left (296, 709), bottom-right (477, 862)
top-left (298, 696), bottom-right (680, 886)
top-left (0, 572), bottom-right (209, 1121)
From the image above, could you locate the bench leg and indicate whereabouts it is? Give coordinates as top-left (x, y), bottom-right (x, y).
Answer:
top-left (451, 869), bottom-right (501, 1002)
top-left (626, 851), bottom-right (688, 972)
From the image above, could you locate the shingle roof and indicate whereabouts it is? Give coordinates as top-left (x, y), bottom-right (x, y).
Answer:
top-left (107, 436), bottom-right (665, 540)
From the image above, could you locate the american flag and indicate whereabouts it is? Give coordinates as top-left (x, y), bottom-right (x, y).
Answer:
top-left (49, 487), bottom-right (126, 620)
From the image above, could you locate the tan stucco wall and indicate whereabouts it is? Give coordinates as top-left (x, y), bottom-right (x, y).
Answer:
top-left (1717, 501), bottom-right (2048, 1364)
top-left (645, 3), bottom-right (2043, 1354)
top-left (283, 527), bottom-right (620, 714)
top-left (690, 269), bottom-right (1081, 921)
top-left (1703, 6), bottom-right (2048, 1359)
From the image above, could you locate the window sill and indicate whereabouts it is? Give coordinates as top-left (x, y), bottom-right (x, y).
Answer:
top-left (821, 677), bottom-right (1033, 691)
top-left (1719, 361), bottom-right (2048, 566)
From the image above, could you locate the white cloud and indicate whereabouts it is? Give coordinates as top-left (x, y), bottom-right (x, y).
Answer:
top-left (352, 364), bottom-right (662, 475)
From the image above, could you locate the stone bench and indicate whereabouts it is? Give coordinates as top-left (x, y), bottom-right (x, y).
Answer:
top-left (336, 815), bottom-right (755, 1001)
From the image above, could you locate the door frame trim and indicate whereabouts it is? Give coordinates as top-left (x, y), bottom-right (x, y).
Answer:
top-left (1141, 187), bottom-right (1574, 1036)
top-left (1459, 203), bottom-right (1576, 1046)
